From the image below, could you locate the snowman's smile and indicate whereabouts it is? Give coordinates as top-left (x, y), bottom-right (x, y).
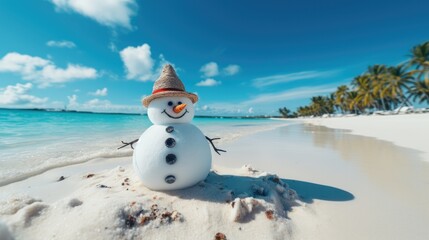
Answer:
top-left (162, 109), bottom-right (189, 119)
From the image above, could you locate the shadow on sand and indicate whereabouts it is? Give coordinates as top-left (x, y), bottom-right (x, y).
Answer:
top-left (161, 172), bottom-right (354, 222)
top-left (163, 171), bottom-right (354, 205)
top-left (283, 179), bottom-right (354, 203)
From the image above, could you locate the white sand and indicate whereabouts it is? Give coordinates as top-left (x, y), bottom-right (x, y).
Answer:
top-left (300, 113), bottom-right (429, 162)
top-left (1, 116), bottom-right (429, 240)
top-left (219, 124), bottom-right (429, 239)
top-left (0, 151), bottom-right (299, 240)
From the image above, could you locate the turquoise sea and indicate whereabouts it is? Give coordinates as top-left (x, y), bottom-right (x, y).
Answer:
top-left (0, 109), bottom-right (284, 186)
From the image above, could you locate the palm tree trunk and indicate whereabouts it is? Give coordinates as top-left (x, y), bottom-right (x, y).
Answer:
top-left (395, 95), bottom-right (413, 114)
top-left (374, 101), bottom-right (379, 110)
top-left (425, 71), bottom-right (429, 86)
top-left (379, 90), bottom-right (387, 110)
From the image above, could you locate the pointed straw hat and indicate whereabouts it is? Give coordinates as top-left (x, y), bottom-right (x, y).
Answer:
top-left (142, 64), bottom-right (198, 107)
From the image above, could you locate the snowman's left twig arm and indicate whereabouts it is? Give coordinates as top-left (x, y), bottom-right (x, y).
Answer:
top-left (118, 139), bottom-right (139, 150)
top-left (205, 136), bottom-right (226, 155)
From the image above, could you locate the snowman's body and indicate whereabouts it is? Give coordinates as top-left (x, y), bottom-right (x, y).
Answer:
top-left (133, 96), bottom-right (212, 190)
top-left (133, 123), bottom-right (211, 190)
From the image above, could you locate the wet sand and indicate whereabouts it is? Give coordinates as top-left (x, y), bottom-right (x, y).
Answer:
top-left (216, 123), bottom-right (429, 239)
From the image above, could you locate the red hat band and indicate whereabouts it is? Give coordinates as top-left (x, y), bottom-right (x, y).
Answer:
top-left (152, 88), bottom-right (184, 94)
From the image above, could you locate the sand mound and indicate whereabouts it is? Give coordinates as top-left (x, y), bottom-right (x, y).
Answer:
top-left (0, 164), bottom-right (301, 240)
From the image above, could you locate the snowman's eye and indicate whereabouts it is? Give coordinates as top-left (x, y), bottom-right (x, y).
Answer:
top-left (167, 101), bottom-right (173, 106)
top-left (178, 101), bottom-right (182, 105)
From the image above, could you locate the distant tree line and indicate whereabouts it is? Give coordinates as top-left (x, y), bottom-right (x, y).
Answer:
top-left (279, 41), bottom-right (429, 118)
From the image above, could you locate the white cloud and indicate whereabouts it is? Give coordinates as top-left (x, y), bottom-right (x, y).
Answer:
top-left (51, 0), bottom-right (137, 29)
top-left (99, 70), bottom-right (120, 80)
top-left (89, 87), bottom-right (108, 96)
top-left (0, 53), bottom-right (49, 73)
top-left (0, 83), bottom-right (48, 105)
top-left (223, 64), bottom-right (240, 76)
top-left (195, 102), bottom-right (248, 116)
top-left (85, 98), bottom-right (111, 106)
top-left (200, 62), bottom-right (219, 77)
top-left (67, 94), bottom-right (78, 106)
top-left (196, 78), bottom-right (221, 87)
top-left (0, 52), bottom-right (98, 87)
top-left (199, 62), bottom-right (240, 79)
top-left (248, 107), bottom-right (254, 114)
top-left (46, 40), bottom-right (76, 48)
top-left (252, 70), bottom-right (339, 88)
top-left (120, 44), bottom-right (154, 81)
top-left (108, 42), bottom-right (118, 52)
top-left (119, 46), bottom-right (175, 82)
top-left (64, 95), bottom-right (143, 113)
top-left (67, 97), bottom-right (143, 114)
top-left (243, 85), bottom-right (337, 105)
top-left (41, 64), bottom-right (97, 85)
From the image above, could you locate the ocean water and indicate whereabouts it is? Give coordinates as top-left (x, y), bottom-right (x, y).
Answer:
top-left (0, 109), bottom-right (285, 186)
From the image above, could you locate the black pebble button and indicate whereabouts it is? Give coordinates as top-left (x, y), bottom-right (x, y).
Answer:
top-left (166, 126), bottom-right (174, 133)
top-left (166, 154), bottom-right (177, 165)
top-left (165, 138), bottom-right (176, 148)
top-left (165, 175), bottom-right (176, 184)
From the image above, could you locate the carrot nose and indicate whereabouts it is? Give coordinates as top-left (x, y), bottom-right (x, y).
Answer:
top-left (173, 103), bottom-right (187, 113)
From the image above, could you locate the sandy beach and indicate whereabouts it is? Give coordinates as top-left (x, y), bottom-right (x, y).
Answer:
top-left (300, 113), bottom-right (429, 162)
top-left (1, 1), bottom-right (428, 239)
top-left (1, 114), bottom-right (429, 240)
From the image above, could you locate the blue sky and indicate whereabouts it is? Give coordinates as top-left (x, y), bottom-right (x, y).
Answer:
top-left (0, 0), bottom-right (428, 116)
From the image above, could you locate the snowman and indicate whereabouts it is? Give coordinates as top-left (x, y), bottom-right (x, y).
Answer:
top-left (119, 64), bottom-right (225, 190)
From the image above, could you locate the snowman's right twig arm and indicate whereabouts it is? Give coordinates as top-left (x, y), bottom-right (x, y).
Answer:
top-left (118, 139), bottom-right (139, 150)
top-left (205, 136), bottom-right (226, 155)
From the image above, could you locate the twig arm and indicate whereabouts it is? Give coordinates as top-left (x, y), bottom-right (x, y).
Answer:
top-left (205, 136), bottom-right (226, 155)
top-left (118, 139), bottom-right (139, 150)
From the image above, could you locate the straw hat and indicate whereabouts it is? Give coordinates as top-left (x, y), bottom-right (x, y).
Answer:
top-left (142, 64), bottom-right (198, 107)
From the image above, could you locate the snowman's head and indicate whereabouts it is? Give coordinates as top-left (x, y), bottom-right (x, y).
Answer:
top-left (147, 96), bottom-right (195, 124)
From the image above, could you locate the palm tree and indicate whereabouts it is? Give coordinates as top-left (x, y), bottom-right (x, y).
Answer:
top-left (409, 41), bottom-right (429, 85)
top-left (297, 106), bottom-right (310, 117)
top-left (325, 95), bottom-right (335, 114)
top-left (334, 85), bottom-right (350, 113)
top-left (367, 64), bottom-right (388, 110)
top-left (275, 41), bottom-right (429, 116)
top-left (309, 97), bottom-right (321, 116)
top-left (308, 96), bottom-right (335, 116)
top-left (346, 90), bottom-right (362, 114)
top-left (352, 75), bottom-right (376, 112)
top-left (409, 81), bottom-right (429, 105)
top-left (278, 107), bottom-right (291, 118)
top-left (384, 65), bottom-right (414, 112)
top-left (296, 106), bottom-right (304, 117)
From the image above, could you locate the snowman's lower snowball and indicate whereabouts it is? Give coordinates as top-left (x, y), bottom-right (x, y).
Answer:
top-left (133, 124), bottom-right (211, 190)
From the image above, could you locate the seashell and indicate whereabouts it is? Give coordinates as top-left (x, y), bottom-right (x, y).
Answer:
top-left (265, 210), bottom-right (274, 220)
top-left (214, 232), bottom-right (227, 240)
